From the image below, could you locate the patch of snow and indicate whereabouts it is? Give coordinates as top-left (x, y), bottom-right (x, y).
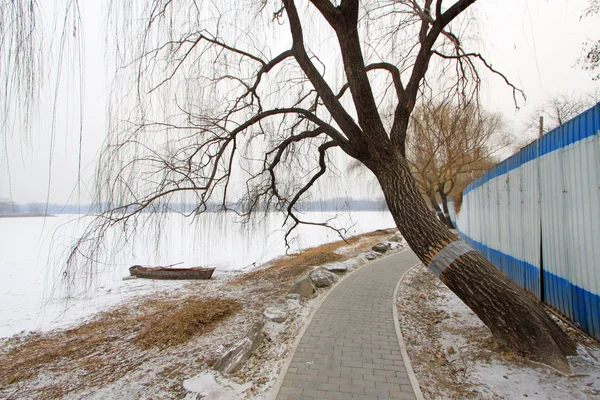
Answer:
top-left (398, 264), bottom-right (600, 400)
top-left (183, 371), bottom-right (251, 399)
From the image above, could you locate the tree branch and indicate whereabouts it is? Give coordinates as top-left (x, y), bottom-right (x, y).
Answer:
top-left (432, 50), bottom-right (526, 108)
top-left (283, 0), bottom-right (366, 157)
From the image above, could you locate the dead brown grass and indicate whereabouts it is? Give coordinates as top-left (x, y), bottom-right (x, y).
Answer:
top-left (228, 228), bottom-right (394, 287)
top-left (133, 297), bottom-right (241, 349)
top-left (0, 308), bottom-right (128, 386)
top-left (0, 295), bottom-right (241, 394)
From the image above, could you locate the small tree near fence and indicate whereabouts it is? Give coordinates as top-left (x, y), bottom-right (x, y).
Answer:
top-left (408, 99), bottom-right (507, 228)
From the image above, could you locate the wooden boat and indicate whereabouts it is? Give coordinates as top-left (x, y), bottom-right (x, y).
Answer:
top-left (129, 265), bottom-right (215, 280)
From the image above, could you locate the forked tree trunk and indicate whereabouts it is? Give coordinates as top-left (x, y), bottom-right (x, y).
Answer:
top-left (427, 191), bottom-right (453, 229)
top-left (437, 190), bottom-right (456, 229)
top-left (371, 152), bottom-right (576, 372)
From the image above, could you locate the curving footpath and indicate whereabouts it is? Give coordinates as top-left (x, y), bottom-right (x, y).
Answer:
top-left (272, 249), bottom-right (423, 400)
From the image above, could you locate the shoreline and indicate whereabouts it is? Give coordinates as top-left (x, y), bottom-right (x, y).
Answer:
top-left (0, 213), bottom-right (56, 218)
top-left (0, 228), bottom-right (399, 399)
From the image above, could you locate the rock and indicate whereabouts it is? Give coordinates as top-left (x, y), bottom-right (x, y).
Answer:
top-left (322, 262), bottom-right (348, 273)
top-left (309, 267), bottom-right (339, 288)
top-left (285, 293), bottom-right (301, 301)
top-left (364, 251), bottom-right (379, 260)
top-left (263, 307), bottom-right (287, 323)
top-left (389, 241), bottom-right (404, 251)
top-left (388, 233), bottom-right (403, 242)
top-left (287, 276), bottom-right (317, 299)
top-left (213, 320), bottom-right (265, 375)
top-left (372, 242), bottom-right (392, 253)
top-left (286, 298), bottom-right (301, 311)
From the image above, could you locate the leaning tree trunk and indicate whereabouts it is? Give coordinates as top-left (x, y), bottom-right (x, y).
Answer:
top-left (372, 153), bottom-right (576, 372)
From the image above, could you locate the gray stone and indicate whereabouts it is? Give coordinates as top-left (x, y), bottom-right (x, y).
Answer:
top-left (372, 242), bottom-right (392, 253)
top-left (389, 241), bottom-right (404, 251)
top-left (264, 307), bottom-right (287, 323)
top-left (213, 320), bottom-right (265, 375)
top-left (286, 293), bottom-right (301, 301)
top-left (388, 233), bottom-right (403, 242)
top-left (287, 276), bottom-right (317, 299)
top-left (322, 262), bottom-right (348, 273)
top-left (310, 267), bottom-right (339, 288)
top-left (286, 298), bottom-right (301, 311)
top-left (364, 251), bottom-right (379, 260)
top-left (343, 258), bottom-right (362, 271)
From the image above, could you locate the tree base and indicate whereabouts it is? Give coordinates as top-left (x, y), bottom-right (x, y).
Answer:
top-left (440, 251), bottom-right (577, 372)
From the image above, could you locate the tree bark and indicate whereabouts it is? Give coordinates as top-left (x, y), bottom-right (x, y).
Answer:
top-left (371, 151), bottom-right (576, 372)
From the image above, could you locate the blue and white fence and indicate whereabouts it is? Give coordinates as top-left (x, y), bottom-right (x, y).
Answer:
top-left (454, 103), bottom-right (600, 340)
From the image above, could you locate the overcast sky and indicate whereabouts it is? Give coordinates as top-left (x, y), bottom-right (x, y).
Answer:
top-left (1, 0), bottom-right (598, 205)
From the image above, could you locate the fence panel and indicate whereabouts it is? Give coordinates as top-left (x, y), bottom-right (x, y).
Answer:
top-left (454, 103), bottom-right (600, 340)
top-left (539, 131), bottom-right (572, 320)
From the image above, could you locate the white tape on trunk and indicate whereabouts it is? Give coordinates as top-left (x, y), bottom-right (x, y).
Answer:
top-left (427, 241), bottom-right (474, 278)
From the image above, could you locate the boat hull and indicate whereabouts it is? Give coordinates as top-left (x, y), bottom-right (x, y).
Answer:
top-left (129, 265), bottom-right (215, 280)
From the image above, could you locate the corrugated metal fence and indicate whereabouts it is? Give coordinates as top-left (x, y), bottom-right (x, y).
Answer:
top-left (453, 103), bottom-right (600, 340)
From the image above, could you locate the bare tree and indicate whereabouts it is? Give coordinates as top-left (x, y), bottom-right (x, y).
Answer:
top-left (4, 1), bottom-right (576, 370)
top-left (408, 99), bottom-right (506, 228)
top-left (579, 0), bottom-right (599, 80)
top-left (520, 92), bottom-right (599, 144)
top-left (0, 198), bottom-right (19, 215)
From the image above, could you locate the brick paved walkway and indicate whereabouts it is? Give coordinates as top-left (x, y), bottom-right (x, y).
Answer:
top-left (274, 250), bottom-right (421, 400)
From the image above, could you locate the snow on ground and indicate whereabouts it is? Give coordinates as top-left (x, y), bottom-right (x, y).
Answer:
top-left (397, 264), bottom-right (600, 400)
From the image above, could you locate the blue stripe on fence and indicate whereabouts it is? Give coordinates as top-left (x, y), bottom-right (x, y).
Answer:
top-left (463, 102), bottom-right (600, 196)
top-left (459, 232), bottom-right (540, 299)
top-left (458, 231), bottom-right (600, 341)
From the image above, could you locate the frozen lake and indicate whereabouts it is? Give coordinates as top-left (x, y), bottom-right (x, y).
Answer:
top-left (0, 211), bottom-right (394, 338)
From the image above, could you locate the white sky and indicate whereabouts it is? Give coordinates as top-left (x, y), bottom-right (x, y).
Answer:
top-left (1, 0), bottom-right (598, 204)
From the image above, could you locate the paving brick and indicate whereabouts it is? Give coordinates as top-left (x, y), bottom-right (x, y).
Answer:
top-left (326, 392), bottom-right (353, 400)
top-left (301, 389), bottom-right (328, 398)
top-left (364, 374), bottom-right (387, 383)
top-left (351, 379), bottom-right (377, 388)
top-left (389, 390), bottom-right (418, 399)
top-left (365, 387), bottom-right (392, 397)
top-left (340, 371), bottom-right (364, 380)
top-left (279, 387), bottom-right (303, 395)
top-left (315, 382), bottom-right (340, 391)
top-left (292, 380), bottom-right (317, 389)
top-left (338, 384), bottom-right (365, 394)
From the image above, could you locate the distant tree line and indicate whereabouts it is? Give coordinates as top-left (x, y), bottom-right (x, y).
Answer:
top-left (0, 198), bottom-right (389, 216)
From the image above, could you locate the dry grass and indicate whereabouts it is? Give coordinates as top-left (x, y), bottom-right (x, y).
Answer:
top-left (0, 296), bottom-right (241, 393)
top-left (229, 228), bottom-right (395, 287)
top-left (133, 297), bottom-right (241, 349)
top-left (0, 309), bottom-right (128, 386)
